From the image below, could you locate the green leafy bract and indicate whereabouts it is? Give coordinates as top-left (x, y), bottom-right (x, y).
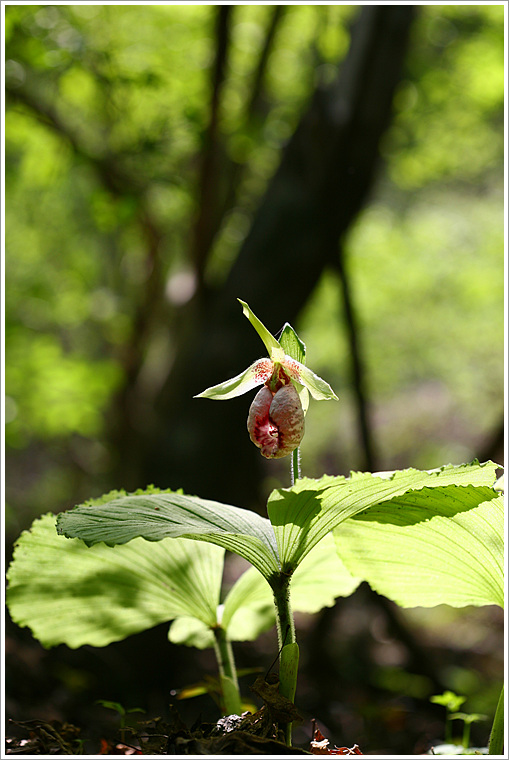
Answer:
top-left (279, 322), bottom-right (306, 365)
top-left (279, 322), bottom-right (310, 414)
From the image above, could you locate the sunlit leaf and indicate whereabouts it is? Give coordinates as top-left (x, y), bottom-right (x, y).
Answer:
top-left (57, 489), bottom-right (280, 580)
top-left (6, 513), bottom-right (225, 648)
top-left (220, 566), bottom-right (275, 643)
top-left (176, 532), bottom-right (361, 649)
top-left (335, 489), bottom-right (503, 608)
top-left (169, 616), bottom-right (215, 649)
top-left (290, 532), bottom-right (361, 611)
top-left (268, 461), bottom-right (499, 573)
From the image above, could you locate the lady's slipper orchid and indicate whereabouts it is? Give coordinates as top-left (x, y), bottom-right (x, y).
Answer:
top-left (247, 382), bottom-right (305, 459)
top-left (195, 300), bottom-right (338, 459)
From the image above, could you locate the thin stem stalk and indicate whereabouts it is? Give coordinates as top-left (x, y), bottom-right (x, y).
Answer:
top-left (462, 721), bottom-right (471, 750)
top-left (444, 711), bottom-right (452, 744)
top-left (290, 447), bottom-right (301, 486)
top-left (212, 626), bottom-right (242, 716)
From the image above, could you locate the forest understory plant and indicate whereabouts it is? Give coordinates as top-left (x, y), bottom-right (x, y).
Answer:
top-left (7, 300), bottom-right (504, 755)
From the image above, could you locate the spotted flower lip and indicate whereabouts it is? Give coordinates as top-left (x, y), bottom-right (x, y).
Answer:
top-left (247, 383), bottom-right (305, 459)
top-left (195, 299), bottom-right (338, 404)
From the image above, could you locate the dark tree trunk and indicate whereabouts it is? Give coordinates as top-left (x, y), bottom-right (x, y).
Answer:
top-left (140, 6), bottom-right (416, 507)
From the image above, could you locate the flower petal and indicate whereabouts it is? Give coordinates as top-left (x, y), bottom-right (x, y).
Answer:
top-left (195, 359), bottom-right (273, 400)
top-left (282, 358), bottom-right (338, 401)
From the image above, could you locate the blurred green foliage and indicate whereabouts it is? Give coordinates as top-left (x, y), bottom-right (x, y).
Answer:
top-left (297, 4), bottom-right (503, 477)
top-left (5, 4), bottom-right (504, 527)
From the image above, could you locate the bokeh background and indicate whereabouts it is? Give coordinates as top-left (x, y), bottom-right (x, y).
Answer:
top-left (5, 4), bottom-right (504, 754)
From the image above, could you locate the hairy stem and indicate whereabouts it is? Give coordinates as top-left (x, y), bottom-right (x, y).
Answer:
top-left (271, 573), bottom-right (298, 745)
top-left (290, 447), bottom-right (301, 486)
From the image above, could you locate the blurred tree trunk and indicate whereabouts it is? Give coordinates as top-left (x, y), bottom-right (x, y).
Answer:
top-left (138, 5), bottom-right (416, 507)
top-left (192, 6), bottom-right (233, 291)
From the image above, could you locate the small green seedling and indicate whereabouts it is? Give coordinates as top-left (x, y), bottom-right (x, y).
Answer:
top-left (96, 700), bottom-right (145, 745)
top-left (6, 300), bottom-right (504, 751)
top-left (431, 691), bottom-right (468, 744)
top-left (450, 712), bottom-right (488, 751)
top-left (430, 691), bottom-right (490, 755)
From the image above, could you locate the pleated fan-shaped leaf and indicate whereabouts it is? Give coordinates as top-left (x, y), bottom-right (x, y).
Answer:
top-left (57, 489), bottom-right (280, 580)
top-left (169, 532), bottom-right (361, 649)
top-left (334, 487), bottom-right (504, 608)
top-left (6, 513), bottom-right (225, 648)
top-left (268, 461), bottom-right (499, 573)
top-left (222, 531), bottom-right (360, 640)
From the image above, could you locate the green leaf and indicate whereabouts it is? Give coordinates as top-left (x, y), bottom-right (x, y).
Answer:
top-left (168, 616), bottom-right (215, 649)
top-left (220, 566), bottom-right (275, 643)
top-left (267, 475), bottom-right (341, 573)
top-left (488, 684), bottom-right (504, 755)
top-left (238, 299), bottom-right (284, 362)
top-left (194, 358), bottom-right (272, 400)
top-left (290, 531), bottom-right (361, 611)
top-left (268, 461), bottom-right (500, 573)
top-left (6, 513), bottom-right (225, 648)
top-left (335, 488), bottom-right (503, 608)
top-left (431, 692), bottom-right (467, 711)
top-left (57, 489), bottom-right (280, 580)
top-left (279, 323), bottom-right (306, 365)
top-left (170, 532), bottom-right (361, 649)
top-left (449, 713), bottom-right (487, 724)
top-left (222, 532), bottom-right (360, 641)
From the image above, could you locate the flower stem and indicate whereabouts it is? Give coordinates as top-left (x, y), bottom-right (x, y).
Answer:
top-left (290, 447), bottom-right (301, 486)
top-left (212, 626), bottom-right (242, 716)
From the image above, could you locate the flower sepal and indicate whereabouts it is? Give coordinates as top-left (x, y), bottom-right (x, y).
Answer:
top-left (195, 300), bottom-right (338, 404)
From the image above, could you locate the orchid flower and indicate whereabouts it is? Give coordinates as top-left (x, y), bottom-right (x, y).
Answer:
top-left (195, 300), bottom-right (338, 459)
